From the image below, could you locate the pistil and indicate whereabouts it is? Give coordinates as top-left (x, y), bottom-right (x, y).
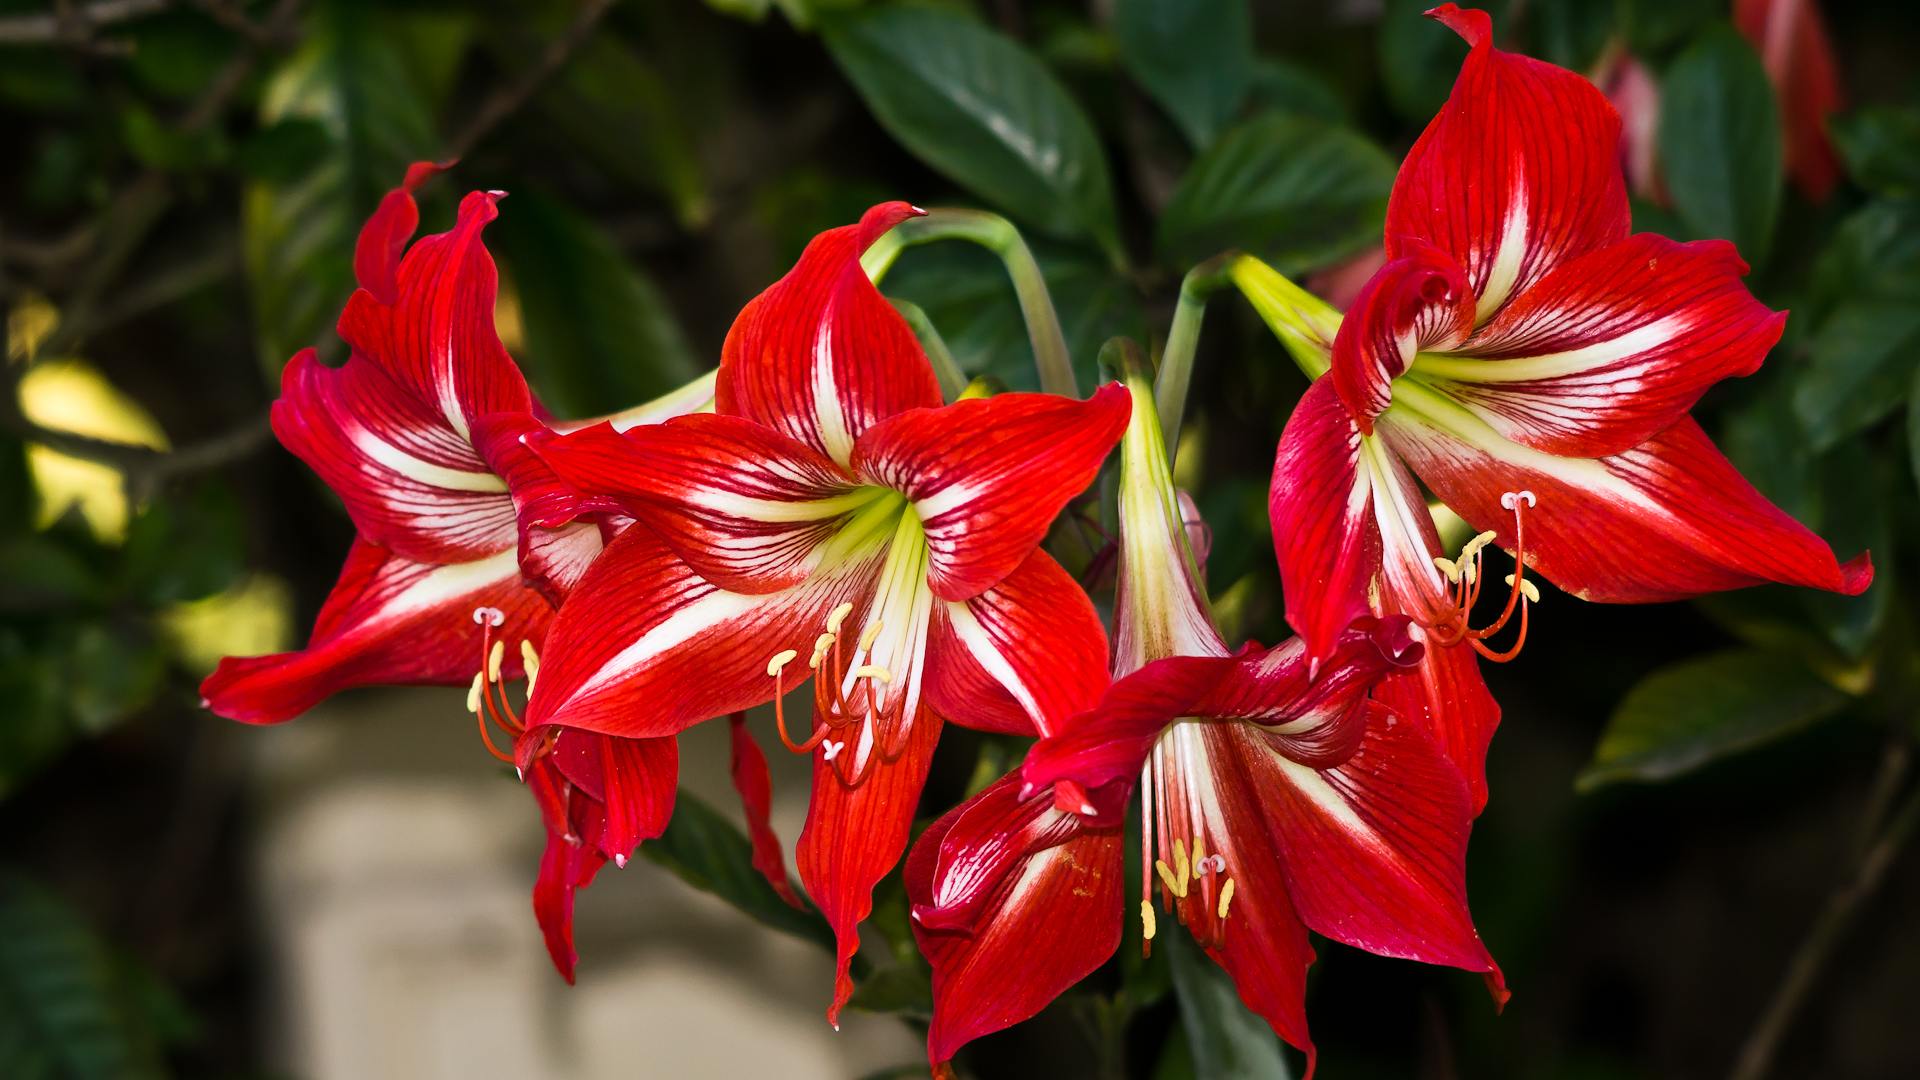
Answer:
top-left (465, 606), bottom-right (545, 767)
top-left (1423, 490), bottom-right (1537, 661)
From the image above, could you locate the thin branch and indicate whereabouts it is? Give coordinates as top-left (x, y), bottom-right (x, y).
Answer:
top-left (445, 0), bottom-right (619, 159)
top-left (0, 220), bottom-right (99, 270)
top-left (1727, 741), bottom-right (1920, 1080)
top-left (0, 0), bottom-right (167, 43)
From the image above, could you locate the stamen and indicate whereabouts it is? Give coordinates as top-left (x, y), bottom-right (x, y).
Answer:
top-left (1505, 574), bottom-right (1541, 603)
top-left (466, 672), bottom-right (483, 714)
top-left (488, 640), bottom-right (504, 683)
top-left (1155, 859), bottom-right (1186, 899)
top-left (1140, 900), bottom-right (1157, 943)
top-left (766, 649), bottom-right (799, 677)
top-left (858, 620), bottom-right (884, 652)
top-left (1173, 839), bottom-right (1190, 896)
top-left (1217, 878), bottom-right (1236, 919)
top-left (853, 665), bottom-right (892, 683)
top-left (520, 641), bottom-right (540, 694)
top-left (825, 602), bottom-right (854, 634)
top-left (1433, 556), bottom-right (1460, 583)
top-left (1415, 492), bottom-right (1537, 662)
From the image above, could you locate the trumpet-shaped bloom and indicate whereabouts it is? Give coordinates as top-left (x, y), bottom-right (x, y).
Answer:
top-left (1264, 5), bottom-right (1871, 811)
top-left (907, 363), bottom-right (1499, 1075)
top-left (521, 202), bottom-right (1127, 1020)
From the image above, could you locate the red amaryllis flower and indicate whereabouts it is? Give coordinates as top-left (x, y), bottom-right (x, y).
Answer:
top-left (908, 362), bottom-right (1500, 1076)
top-left (1736, 0), bottom-right (1844, 202)
top-left (198, 165), bottom-right (700, 982)
top-left (520, 201), bottom-right (1128, 1020)
top-left (1267, 4), bottom-right (1872, 811)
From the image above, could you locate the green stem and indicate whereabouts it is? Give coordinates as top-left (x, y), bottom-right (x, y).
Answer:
top-left (889, 298), bottom-right (968, 403)
top-left (1155, 252), bottom-right (1238, 459)
top-left (863, 208), bottom-right (1077, 399)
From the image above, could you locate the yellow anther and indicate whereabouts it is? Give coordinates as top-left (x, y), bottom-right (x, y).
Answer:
top-left (1505, 574), bottom-right (1541, 603)
top-left (1140, 899), bottom-right (1157, 941)
top-left (1155, 859), bottom-right (1186, 899)
top-left (1459, 529), bottom-right (1498, 561)
top-left (520, 640), bottom-right (540, 693)
top-left (488, 640), bottom-right (504, 683)
top-left (1463, 560), bottom-right (1478, 586)
top-left (814, 632), bottom-right (836, 654)
top-left (466, 672), bottom-right (483, 714)
top-left (825, 602), bottom-right (855, 634)
top-left (1217, 878), bottom-right (1236, 919)
top-left (766, 649), bottom-right (799, 677)
top-left (858, 620), bottom-right (885, 651)
top-left (1172, 839), bottom-right (1191, 896)
top-left (1191, 836), bottom-right (1206, 874)
top-left (1433, 556), bottom-right (1460, 583)
top-left (853, 665), bottom-right (893, 683)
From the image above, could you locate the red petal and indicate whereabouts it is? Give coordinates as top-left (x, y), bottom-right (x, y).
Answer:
top-left (1736, 0), bottom-right (1844, 201)
top-left (1385, 409), bottom-right (1874, 601)
top-left (548, 729), bottom-right (679, 861)
top-left (201, 539), bottom-right (546, 724)
top-left (472, 411), bottom-right (611, 602)
top-left (528, 761), bottom-right (608, 984)
top-left (337, 190), bottom-right (532, 438)
top-left (1393, 5), bottom-right (1629, 323)
top-left (1433, 234), bottom-right (1786, 459)
top-left (1235, 702), bottom-right (1503, 983)
top-left (1268, 381), bottom-right (1382, 668)
top-left (729, 713), bottom-right (804, 908)
top-left (1193, 626), bottom-right (1421, 769)
top-left (352, 161), bottom-right (450, 304)
top-left (924, 549), bottom-right (1110, 739)
top-left (521, 522), bottom-right (881, 740)
top-left (1330, 243), bottom-right (1475, 430)
top-left (1373, 636), bottom-right (1500, 816)
top-left (851, 386), bottom-right (1130, 601)
top-left (796, 706), bottom-right (944, 1026)
top-left (1020, 655), bottom-right (1238, 797)
top-left (905, 775), bottom-right (1123, 1067)
top-left (717, 202), bottom-right (942, 465)
top-left (528, 415), bottom-right (862, 595)
top-left (273, 349), bottom-right (517, 565)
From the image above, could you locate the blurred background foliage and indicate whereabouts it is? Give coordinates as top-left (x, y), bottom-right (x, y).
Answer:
top-left (3, 0), bottom-right (1920, 1077)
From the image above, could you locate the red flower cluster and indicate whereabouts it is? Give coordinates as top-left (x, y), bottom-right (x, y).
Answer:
top-left (202, 6), bottom-right (1869, 1075)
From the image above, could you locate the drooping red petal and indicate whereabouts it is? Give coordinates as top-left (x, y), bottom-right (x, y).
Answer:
top-left (528, 761), bottom-right (608, 984)
top-left (1330, 242), bottom-right (1475, 430)
top-left (273, 349), bottom-right (517, 565)
top-left (1019, 655), bottom-right (1238, 798)
top-left (547, 729), bottom-right (679, 862)
top-left (905, 775), bottom-right (1123, 1068)
top-left (923, 549), bottom-right (1110, 739)
top-left (717, 202), bottom-right (943, 466)
top-left (1231, 703), bottom-right (1504, 987)
top-left (1384, 408), bottom-right (1873, 601)
top-left (1736, 0), bottom-right (1843, 201)
top-left (353, 160), bottom-right (451, 304)
top-left (527, 415), bottom-right (862, 595)
top-left (729, 712), bottom-right (803, 908)
top-left (1390, 5), bottom-right (1629, 324)
top-left (1268, 380), bottom-right (1381, 669)
top-left (851, 386), bottom-right (1130, 601)
top-left (201, 539), bottom-right (545, 724)
top-left (521, 522), bottom-right (883, 741)
top-left (1193, 623), bottom-right (1422, 769)
top-left (337, 189), bottom-right (533, 439)
top-left (1431, 233), bottom-right (1786, 459)
top-left (796, 706), bottom-right (944, 1026)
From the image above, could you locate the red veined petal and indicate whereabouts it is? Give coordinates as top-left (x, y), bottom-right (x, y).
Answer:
top-left (1019, 655), bottom-right (1238, 799)
top-left (717, 202), bottom-right (942, 465)
top-left (528, 761), bottom-right (608, 984)
top-left (1736, 0), bottom-right (1843, 201)
top-left (1330, 243), bottom-right (1475, 429)
top-left (909, 774), bottom-right (1084, 934)
top-left (471, 411), bottom-right (610, 603)
top-left (200, 539), bottom-right (546, 724)
top-left (1383, 405), bottom-right (1873, 601)
top-left (527, 415), bottom-right (863, 595)
top-left (1430, 233), bottom-right (1786, 459)
top-left (851, 386), bottom-right (1130, 601)
top-left (797, 704), bottom-right (944, 1026)
top-left (337, 189), bottom-right (533, 438)
top-left (273, 349), bottom-right (517, 565)
top-left (1390, 5), bottom-right (1629, 323)
top-left (1269, 380), bottom-right (1383, 670)
top-left (1192, 623), bottom-right (1422, 769)
top-left (729, 713), bottom-right (804, 908)
top-left (1231, 703), bottom-right (1503, 986)
top-left (1372, 632), bottom-right (1500, 816)
top-left (547, 729), bottom-right (679, 862)
top-left (924, 549), bottom-right (1110, 739)
top-left (352, 160), bottom-right (451, 303)
top-left (521, 522), bottom-right (883, 741)
top-left (905, 775), bottom-right (1123, 1068)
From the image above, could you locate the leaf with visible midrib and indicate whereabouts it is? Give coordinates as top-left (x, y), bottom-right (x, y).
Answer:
top-left (1660, 25), bottom-right (1782, 269)
top-left (823, 7), bottom-right (1121, 263)
top-left (1113, 0), bottom-right (1253, 150)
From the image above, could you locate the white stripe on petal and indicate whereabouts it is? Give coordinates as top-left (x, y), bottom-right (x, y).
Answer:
top-left (1474, 167), bottom-right (1529, 325)
top-left (353, 429), bottom-right (508, 492)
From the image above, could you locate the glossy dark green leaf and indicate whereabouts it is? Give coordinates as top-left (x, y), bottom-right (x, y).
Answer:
top-left (490, 190), bottom-right (699, 419)
top-left (1830, 107), bottom-right (1920, 197)
top-left (535, 35), bottom-right (709, 227)
top-left (843, 963), bottom-right (933, 1017)
top-left (640, 789), bottom-right (836, 951)
top-left (1378, 0), bottom-right (1481, 124)
top-left (1163, 925), bottom-right (1291, 1079)
top-left (1795, 201), bottom-right (1920, 450)
top-left (1244, 60), bottom-right (1345, 123)
top-left (1660, 25), bottom-right (1782, 268)
top-left (0, 869), bottom-right (177, 1080)
top-left (1616, 0), bottom-right (1720, 55)
top-left (1113, 0), bottom-right (1252, 149)
top-left (1723, 376), bottom-right (1821, 527)
top-left (1158, 112), bottom-right (1394, 273)
top-left (1524, 0), bottom-right (1614, 72)
top-left (823, 7), bottom-right (1121, 260)
top-left (1576, 649), bottom-right (1851, 791)
top-left (1799, 440), bottom-right (1890, 661)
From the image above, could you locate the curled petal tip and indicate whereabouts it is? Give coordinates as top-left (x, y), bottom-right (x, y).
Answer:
top-left (401, 160), bottom-right (452, 190)
top-left (1423, 3), bottom-right (1491, 46)
top-left (1484, 969), bottom-right (1511, 1013)
top-left (1840, 551), bottom-right (1875, 595)
top-left (1370, 614), bottom-right (1425, 668)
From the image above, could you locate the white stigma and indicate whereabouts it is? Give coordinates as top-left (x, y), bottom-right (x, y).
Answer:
top-left (1500, 489), bottom-right (1537, 510)
top-left (472, 606), bottom-right (505, 626)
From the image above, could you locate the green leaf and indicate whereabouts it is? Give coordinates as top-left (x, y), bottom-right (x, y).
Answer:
top-left (1576, 649), bottom-right (1851, 792)
top-left (1158, 112), bottom-right (1394, 273)
top-left (1616, 0), bottom-right (1721, 56)
top-left (640, 790), bottom-right (836, 951)
top-left (1244, 59), bottom-right (1345, 123)
top-left (0, 538), bottom-right (105, 614)
top-left (534, 35), bottom-right (710, 227)
top-left (127, 12), bottom-right (240, 101)
top-left (1793, 300), bottom-right (1920, 451)
top-left (0, 638), bottom-right (72, 798)
top-left (122, 104), bottom-right (227, 172)
top-left (822, 7), bottom-right (1122, 261)
top-left (1378, 0), bottom-right (1488, 124)
top-left (1660, 25), bottom-right (1783, 268)
top-left (1113, 0), bottom-right (1252, 149)
top-left (0, 869), bottom-right (178, 1080)
top-left (1523, 0), bottom-right (1614, 72)
top-left (1799, 439), bottom-right (1891, 661)
top-left (65, 623), bottom-right (166, 734)
top-left (1830, 106), bottom-right (1920, 197)
top-left (490, 190), bottom-right (699, 419)
top-left (1163, 925), bottom-right (1292, 1080)
top-left (233, 119), bottom-right (334, 186)
top-left (843, 963), bottom-right (933, 1017)
top-left (121, 483), bottom-right (246, 608)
